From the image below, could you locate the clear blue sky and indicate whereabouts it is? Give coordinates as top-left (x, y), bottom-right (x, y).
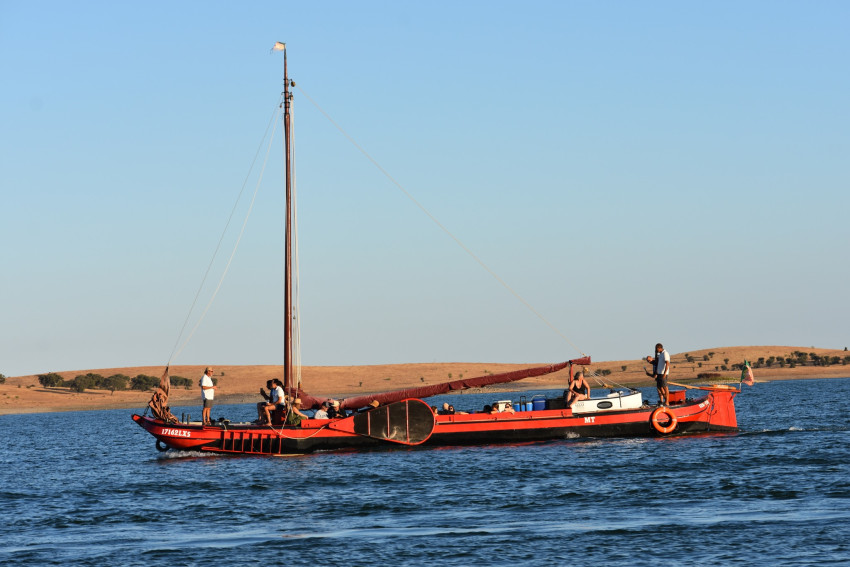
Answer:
top-left (2, 1), bottom-right (848, 377)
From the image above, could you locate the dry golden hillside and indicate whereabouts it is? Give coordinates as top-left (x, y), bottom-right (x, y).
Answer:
top-left (2, 345), bottom-right (848, 415)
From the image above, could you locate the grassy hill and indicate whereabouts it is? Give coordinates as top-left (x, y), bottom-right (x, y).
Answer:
top-left (2, 345), bottom-right (848, 415)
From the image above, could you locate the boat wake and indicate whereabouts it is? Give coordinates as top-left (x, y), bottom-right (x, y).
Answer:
top-left (155, 450), bottom-right (218, 460)
top-left (740, 425), bottom-right (850, 436)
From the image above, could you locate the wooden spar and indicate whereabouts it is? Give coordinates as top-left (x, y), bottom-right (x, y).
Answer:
top-left (669, 381), bottom-right (740, 392)
top-left (283, 46), bottom-right (293, 392)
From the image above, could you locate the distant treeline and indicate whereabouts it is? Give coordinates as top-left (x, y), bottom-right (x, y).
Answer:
top-left (36, 372), bottom-right (215, 393)
top-left (682, 350), bottom-right (850, 372)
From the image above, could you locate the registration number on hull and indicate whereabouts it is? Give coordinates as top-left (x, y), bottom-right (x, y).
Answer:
top-left (160, 428), bottom-right (192, 438)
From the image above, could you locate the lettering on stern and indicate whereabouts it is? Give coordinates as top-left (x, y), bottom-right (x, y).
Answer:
top-left (160, 428), bottom-right (192, 438)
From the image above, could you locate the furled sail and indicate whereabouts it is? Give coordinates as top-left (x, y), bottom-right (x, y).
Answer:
top-left (147, 367), bottom-right (178, 423)
top-left (297, 358), bottom-right (589, 411)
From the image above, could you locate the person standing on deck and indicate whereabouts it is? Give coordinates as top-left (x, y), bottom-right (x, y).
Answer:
top-left (645, 343), bottom-right (670, 406)
top-left (200, 366), bottom-right (217, 425)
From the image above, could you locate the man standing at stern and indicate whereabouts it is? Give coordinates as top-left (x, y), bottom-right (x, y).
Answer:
top-left (200, 366), bottom-right (218, 425)
top-left (645, 343), bottom-right (670, 406)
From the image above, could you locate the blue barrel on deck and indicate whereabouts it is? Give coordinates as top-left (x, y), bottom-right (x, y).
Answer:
top-left (532, 398), bottom-right (546, 411)
top-left (525, 402), bottom-right (533, 412)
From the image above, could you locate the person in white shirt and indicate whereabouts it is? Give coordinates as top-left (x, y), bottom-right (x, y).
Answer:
top-left (259, 379), bottom-right (286, 425)
top-left (200, 367), bottom-right (217, 425)
top-left (313, 401), bottom-right (330, 420)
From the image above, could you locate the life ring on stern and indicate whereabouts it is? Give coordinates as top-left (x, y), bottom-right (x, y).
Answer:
top-left (650, 407), bottom-right (678, 435)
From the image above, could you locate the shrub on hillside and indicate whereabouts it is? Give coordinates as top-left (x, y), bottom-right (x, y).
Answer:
top-left (70, 373), bottom-right (101, 393)
top-left (170, 376), bottom-right (193, 390)
top-left (131, 374), bottom-right (160, 391)
top-left (104, 374), bottom-right (129, 392)
top-left (38, 373), bottom-right (65, 388)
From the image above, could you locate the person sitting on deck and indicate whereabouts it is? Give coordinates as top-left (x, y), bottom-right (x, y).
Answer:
top-left (482, 404), bottom-right (493, 414)
top-left (450, 405), bottom-right (468, 415)
top-left (358, 400), bottom-right (380, 413)
top-left (566, 371), bottom-right (590, 409)
top-left (502, 402), bottom-right (516, 414)
top-left (489, 404), bottom-right (500, 414)
top-left (439, 402), bottom-right (452, 415)
top-left (274, 380), bottom-right (290, 422)
top-left (328, 399), bottom-right (347, 419)
top-left (257, 380), bottom-right (274, 423)
top-left (284, 398), bottom-right (309, 426)
top-left (313, 400), bottom-right (330, 419)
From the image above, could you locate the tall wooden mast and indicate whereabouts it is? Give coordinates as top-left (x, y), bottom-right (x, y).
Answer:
top-left (282, 45), bottom-right (294, 393)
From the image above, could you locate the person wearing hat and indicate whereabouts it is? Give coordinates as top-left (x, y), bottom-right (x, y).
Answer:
top-left (314, 400), bottom-right (330, 420)
top-left (328, 399), bottom-right (347, 419)
top-left (358, 400), bottom-right (380, 413)
top-left (199, 366), bottom-right (217, 425)
top-left (284, 398), bottom-right (309, 426)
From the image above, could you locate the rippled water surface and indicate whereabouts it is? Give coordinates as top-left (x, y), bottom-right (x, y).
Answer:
top-left (2, 378), bottom-right (850, 566)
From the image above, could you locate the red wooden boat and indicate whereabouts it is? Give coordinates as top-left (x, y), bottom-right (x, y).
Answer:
top-left (134, 357), bottom-right (739, 455)
top-left (133, 386), bottom-right (738, 455)
top-left (132, 44), bottom-right (740, 455)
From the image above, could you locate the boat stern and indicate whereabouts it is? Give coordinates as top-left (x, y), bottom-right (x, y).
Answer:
top-left (132, 414), bottom-right (221, 451)
top-left (708, 390), bottom-right (738, 430)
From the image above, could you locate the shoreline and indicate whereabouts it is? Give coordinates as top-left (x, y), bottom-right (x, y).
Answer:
top-left (3, 346), bottom-right (848, 416)
top-left (2, 372), bottom-right (847, 417)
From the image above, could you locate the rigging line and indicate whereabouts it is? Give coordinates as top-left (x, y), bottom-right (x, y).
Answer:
top-left (167, 96), bottom-right (284, 366)
top-left (171, 103), bottom-right (282, 363)
top-left (585, 369), bottom-right (632, 391)
top-left (295, 84), bottom-right (585, 357)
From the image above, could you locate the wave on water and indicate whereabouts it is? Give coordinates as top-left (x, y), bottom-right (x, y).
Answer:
top-left (156, 450), bottom-right (219, 460)
top-left (740, 425), bottom-right (850, 436)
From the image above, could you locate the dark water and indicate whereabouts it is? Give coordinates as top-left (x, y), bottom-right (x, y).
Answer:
top-left (2, 378), bottom-right (850, 566)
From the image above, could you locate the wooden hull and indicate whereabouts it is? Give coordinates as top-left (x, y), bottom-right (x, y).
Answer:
top-left (428, 390), bottom-right (737, 445)
top-left (133, 390), bottom-right (738, 455)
